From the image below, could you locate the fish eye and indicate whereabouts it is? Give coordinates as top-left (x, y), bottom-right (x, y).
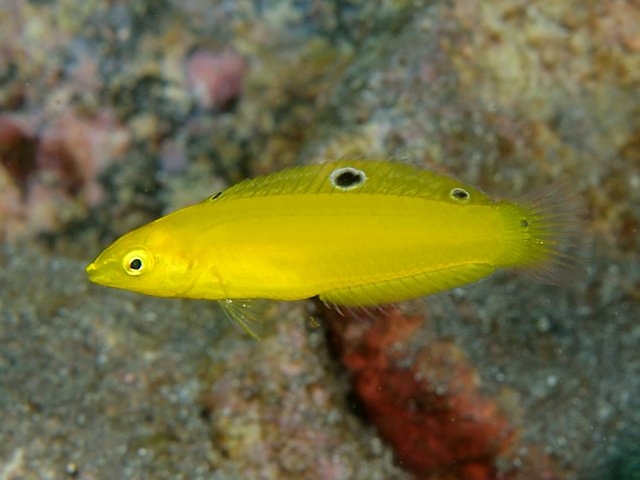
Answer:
top-left (450, 187), bottom-right (470, 202)
top-left (123, 248), bottom-right (153, 276)
top-left (130, 258), bottom-right (142, 270)
top-left (330, 167), bottom-right (367, 190)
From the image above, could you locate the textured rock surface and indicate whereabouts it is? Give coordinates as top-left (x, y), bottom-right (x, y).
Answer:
top-left (1, 1), bottom-right (638, 479)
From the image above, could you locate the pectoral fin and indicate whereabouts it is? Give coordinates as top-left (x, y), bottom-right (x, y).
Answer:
top-left (219, 298), bottom-right (271, 340)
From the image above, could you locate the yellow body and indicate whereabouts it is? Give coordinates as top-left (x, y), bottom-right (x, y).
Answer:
top-left (87, 160), bottom-right (578, 313)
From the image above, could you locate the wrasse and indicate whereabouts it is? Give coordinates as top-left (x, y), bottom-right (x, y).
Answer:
top-left (86, 160), bottom-right (583, 338)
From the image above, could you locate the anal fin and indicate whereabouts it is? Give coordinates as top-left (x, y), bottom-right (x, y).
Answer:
top-left (319, 263), bottom-right (496, 307)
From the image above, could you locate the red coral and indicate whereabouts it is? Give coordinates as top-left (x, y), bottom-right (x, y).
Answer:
top-left (0, 115), bottom-right (38, 192)
top-left (325, 306), bottom-right (532, 479)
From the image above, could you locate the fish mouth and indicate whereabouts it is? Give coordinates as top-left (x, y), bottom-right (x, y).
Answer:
top-left (85, 261), bottom-right (106, 284)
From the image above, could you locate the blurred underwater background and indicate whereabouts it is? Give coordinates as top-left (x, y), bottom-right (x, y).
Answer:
top-left (1, 1), bottom-right (639, 479)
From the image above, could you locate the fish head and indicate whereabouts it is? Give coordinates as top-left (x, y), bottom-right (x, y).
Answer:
top-left (86, 223), bottom-right (193, 297)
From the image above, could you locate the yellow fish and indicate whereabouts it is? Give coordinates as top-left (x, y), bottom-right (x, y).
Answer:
top-left (86, 160), bottom-right (582, 338)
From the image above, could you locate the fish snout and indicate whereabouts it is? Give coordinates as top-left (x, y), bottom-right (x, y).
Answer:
top-left (85, 262), bottom-right (101, 283)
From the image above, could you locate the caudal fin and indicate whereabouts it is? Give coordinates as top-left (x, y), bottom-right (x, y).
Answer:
top-left (510, 182), bottom-right (588, 286)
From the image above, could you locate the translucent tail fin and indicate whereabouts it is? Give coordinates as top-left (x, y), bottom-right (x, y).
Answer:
top-left (509, 182), bottom-right (589, 286)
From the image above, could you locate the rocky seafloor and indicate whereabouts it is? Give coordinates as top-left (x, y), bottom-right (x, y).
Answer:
top-left (1, 1), bottom-right (639, 479)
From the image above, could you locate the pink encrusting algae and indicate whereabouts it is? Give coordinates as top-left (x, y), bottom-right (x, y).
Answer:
top-left (0, 111), bottom-right (130, 241)
top-left (186, 50), bottom-right (247, 110)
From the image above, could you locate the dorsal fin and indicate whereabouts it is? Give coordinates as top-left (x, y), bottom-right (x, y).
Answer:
top-left (210, 160), bottom-right (492, 204)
